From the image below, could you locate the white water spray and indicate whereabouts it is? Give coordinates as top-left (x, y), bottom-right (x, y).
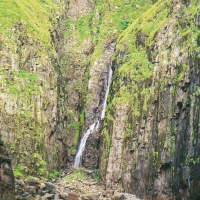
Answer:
top-left (101, 67), bottom-right (113, 120)
top-left (73, 122), bottom-right (97, 168)
top-left (73, 67), bottom-right (113, 168)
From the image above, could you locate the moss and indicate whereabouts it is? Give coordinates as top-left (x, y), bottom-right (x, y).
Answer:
top-left (80, 110), bottom-right (85, 127)
top-left (67, 122), bottom-right (80, 144)
top-left (5, 69), bottom-right (41, 97)
top-left (174, 0), bottom-right (200, 56)
top-left (153, 151), bottom-right (159, 167)
top-left (32, 153), bottom-right (48, 177)
top-left (107, 0), bottom-right (171, 120)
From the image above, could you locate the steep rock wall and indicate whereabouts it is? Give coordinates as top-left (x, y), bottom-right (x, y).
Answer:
top-left (0, 0), bottom-right (62, 177)
top-left (52, 0), bottom-right (95, 165)
top-left (100, 0), bottom-right (200, 199)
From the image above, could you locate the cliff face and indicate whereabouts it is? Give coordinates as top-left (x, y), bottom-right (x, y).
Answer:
top-left (0, 0), bottom-right (62, 178)
top-left (0, 0), bottom-right (200, 199)
top-left (100, 0), bottom-right (200, 199)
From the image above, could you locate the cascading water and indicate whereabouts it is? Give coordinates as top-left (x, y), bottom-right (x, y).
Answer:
top-left (101, 67), bottom-right (113, 120)
top-left (73, 67), bottom-right (113, 168)
top-left (73, 122), bottom-right (98, 168)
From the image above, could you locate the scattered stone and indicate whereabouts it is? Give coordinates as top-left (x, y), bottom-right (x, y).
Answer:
top-left (38, 189), bottom-right (46, 196)
top-left (24, 185), bottom-right (37, 194)
top-left (40, 183), bottom-right (46, 190)
top-left (44, 182), bottom-right (54, 193)
top-left (26, 177), bottom-right (40, 185)
top-left (67, 192), bottom-right (79, 200)
top-left (26, 194), bottom-right (35, 200)
top-left (42, 193), bottom-right (55, 200)
top-left (22, 192), bottom-right (30, 197)
top-left (82, 193), bottom-right (99, 200)
top-left (112, 193), bottom-right (124, 200)
top-left (35, 195), bottom-right (42, 200)
top-left (60, 192), bottom-right (68, 200)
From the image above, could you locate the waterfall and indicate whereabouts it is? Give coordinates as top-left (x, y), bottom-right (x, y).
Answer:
top-left (101, 67), bottom-right (113, 120)
top-left (73, 122), bottom-right (98, 168)
top-left (73, 67), bottom-right (113, 168)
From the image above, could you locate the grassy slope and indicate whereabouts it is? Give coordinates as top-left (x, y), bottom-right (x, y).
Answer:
top-left (64, 0), bottom-right (154, 60)
top-left (0, 0), bottom-right (60, 47)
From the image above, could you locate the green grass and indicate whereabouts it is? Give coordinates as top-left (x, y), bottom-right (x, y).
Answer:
top-left (62, 168), bottom-right (88, 186)
top-left (13, 164), bottom-right (27, 178)
top-left (0, 0), bottom-right (60, 46)
top-left (49, 169), bottom-right (60, 180)
top-left (6, 69), bottom-right (41, 97)
top-left (108, 0), bottom-right (171, 116)
top-left (64, 0), bottom-right (154, 62)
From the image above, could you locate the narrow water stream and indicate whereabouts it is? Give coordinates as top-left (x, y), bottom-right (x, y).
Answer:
top-left (73, 67), bottom-right (113, 168)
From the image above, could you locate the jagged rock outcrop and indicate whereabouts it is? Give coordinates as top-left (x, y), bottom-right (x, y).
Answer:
top-left (0, 136), bottom-right (15, 199)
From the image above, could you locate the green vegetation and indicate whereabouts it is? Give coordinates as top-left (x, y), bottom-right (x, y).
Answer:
top-left (13, 164), bottom-right (28, 178)
top-left (62, 168), bottom-right (100, 186)
top-left (108, 0), bottom-right (171, 121)
top-left (177, 0), bottom-right (200, 54)
top-left (67, 122), bottom-right (80, 144)
top-left (64, 0), bottom-right (154, 61)
top-left (0, 0), bottom-right (60, 47)
top-left (49, 169), bottom-right (60, 180)
top-left (0, 0), bottom-right (199, 186)
top-left (6, 69), bottom-right (41, 97)
top-left (62, 168), bottom-right (88, 186)
top-left (14, 164), bottom-right (60, 180)
top-left (152, 151), bottom-right (158, 167)
top-left (0, 0), bottom-right (60, 177)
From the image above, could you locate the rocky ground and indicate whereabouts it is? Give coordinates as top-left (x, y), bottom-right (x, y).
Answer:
top-left (15, 168), bottom-right (141, 200)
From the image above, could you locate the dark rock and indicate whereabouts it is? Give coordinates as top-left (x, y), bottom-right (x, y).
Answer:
top-left (44, 182), bottom-right (54, 193)
top-left (0, 137), bottom-right (15, 199)
top-left (38, 189), bottom-right (46, 196)
top-left (22, 192), bottom-right (30, 197)
top-left (43, 193), bottom-right (55, 199)
top-left (24, 185), bottom-right (37, 194)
